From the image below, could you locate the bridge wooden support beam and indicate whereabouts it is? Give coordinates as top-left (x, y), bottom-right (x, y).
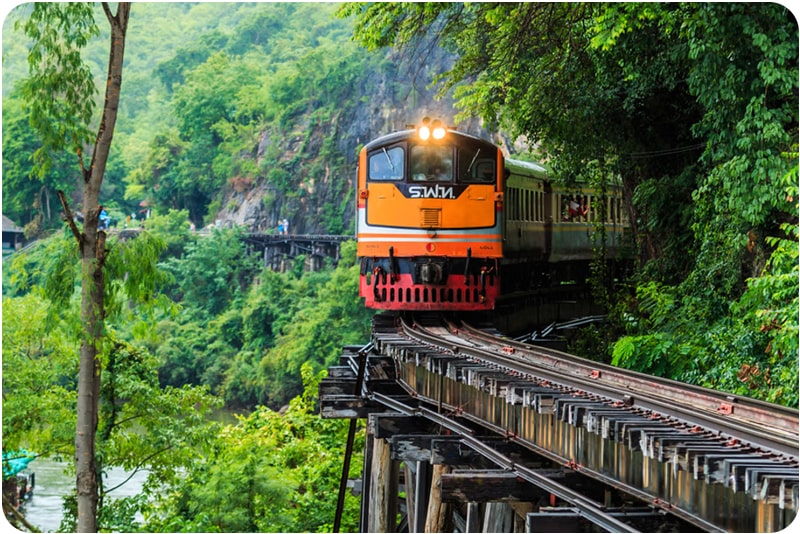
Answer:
top-left (440, 470), bottom-right (546, 503)
top-left (367, 432), bottom-right (399, 533)
top-left (424, 464), bottom-right (452, 533)
top-left (361, 412), bottom-right (556, 533)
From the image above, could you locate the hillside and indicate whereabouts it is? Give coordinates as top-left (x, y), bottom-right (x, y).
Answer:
top-left (2, 2), bottom-right (492, 237)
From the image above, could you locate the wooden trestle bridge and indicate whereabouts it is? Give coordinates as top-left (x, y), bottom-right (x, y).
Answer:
top-left (319, 314), bottom-right (799, 533)
top-left (242, 233), bottom-right (351, 271)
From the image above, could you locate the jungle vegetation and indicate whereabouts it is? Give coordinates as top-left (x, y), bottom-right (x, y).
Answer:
top-left (2, 3), bottom-right (797, 532)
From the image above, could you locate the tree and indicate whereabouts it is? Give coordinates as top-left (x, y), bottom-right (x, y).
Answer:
top-left (18, 3), bottom-right (131, 531)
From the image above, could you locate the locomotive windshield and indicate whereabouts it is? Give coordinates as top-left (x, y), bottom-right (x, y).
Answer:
top-left (368, 146), bottom-right (404, 181)
top-left (366, 135), bottom-right (497, 184)
top-left (410, 145), bottom-right (453, 182)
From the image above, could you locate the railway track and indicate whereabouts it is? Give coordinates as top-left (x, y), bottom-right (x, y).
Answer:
top-left (321, 312), bottom-right (799, 532)
top-left (406, 316), bottom-right (798, 457)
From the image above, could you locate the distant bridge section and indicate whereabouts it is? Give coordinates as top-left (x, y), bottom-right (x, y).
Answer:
top-left (243, 233), bottom-right (353, 272)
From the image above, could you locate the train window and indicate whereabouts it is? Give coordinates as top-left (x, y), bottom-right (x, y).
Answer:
top-left (410, 145), bottom-right (453, 182)
top-left (527, 190), bottom-right (533, 221)
top-left (466, 160), bottom-right (495, 183)
top-left (458, 144), bottom-right (496, 183)
top-left (368, 146), bottom-right (405, 181)
top-left (535, 191), bottom-right (542, 222)
top-left (562, 194), bottom-right (590, 222)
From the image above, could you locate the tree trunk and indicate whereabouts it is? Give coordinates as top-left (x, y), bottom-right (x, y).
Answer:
top-left (73, 4), bottom-right (130, 532)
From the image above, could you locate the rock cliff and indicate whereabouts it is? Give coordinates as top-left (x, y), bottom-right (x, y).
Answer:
top-left (214, 47), bottom-right (497, 236)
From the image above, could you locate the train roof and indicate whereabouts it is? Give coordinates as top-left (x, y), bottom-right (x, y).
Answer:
top-left (505, 157), bottom-right (549, 179)
top-left (363, 128), bottom-right (497, 151)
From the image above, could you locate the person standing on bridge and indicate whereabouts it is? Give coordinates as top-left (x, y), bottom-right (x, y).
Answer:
top-left (99, 206), bottom-right (110, 230)
top-left (282, 218), bottom-right (289, 235)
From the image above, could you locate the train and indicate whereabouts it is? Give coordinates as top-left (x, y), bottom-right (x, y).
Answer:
top-left (356, 118), bottom-right (629, 311)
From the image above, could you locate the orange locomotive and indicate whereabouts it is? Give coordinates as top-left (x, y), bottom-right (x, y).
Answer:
top-left (356, 119), bottom-right (628, 311)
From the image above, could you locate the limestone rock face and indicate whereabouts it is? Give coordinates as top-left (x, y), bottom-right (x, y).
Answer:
top-left (214, 48), bottom-right (494, 237)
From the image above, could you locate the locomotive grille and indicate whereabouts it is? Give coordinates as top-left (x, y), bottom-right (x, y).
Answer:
top-left (420, 208), bottom-right (441, 227)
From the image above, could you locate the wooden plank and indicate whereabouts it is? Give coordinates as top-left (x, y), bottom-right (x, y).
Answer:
top-left (465, 502), bottom-right (480, 533)
top-left (318, 378), bottom-right (356, 396)
top-left (360, 424), bottom-right (375, 532)
top-left (319, 396), bottom-right (385, 419)
top-left (389, 435), bottom-right (461, 462)
top-left (404, 463), bottom-right (417, 533)
top-left (432, 438), bottom-right (477, 464)
top-left (483, 502), bottom-right (513, 533)
top-left (368, 356), bottom-right (397, 380)
top-left (327, 365), bottom-right (357, 378)
top-left (373, 415), bottom-right (433, 439)
top-left (440, 470), bottom-right (542, 503)
top-left (414, 461), bottom-right (431, 533)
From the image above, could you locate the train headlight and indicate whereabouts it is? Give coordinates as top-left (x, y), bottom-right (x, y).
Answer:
top-left (431, 119), bottom-right (446, 140)
top-left (418, 117), bottom-right (446, 141)
top-left (419, 124), bottom-right (431, 141)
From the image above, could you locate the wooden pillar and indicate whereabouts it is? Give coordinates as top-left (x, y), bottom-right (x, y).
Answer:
top-left (367, 435), bottom-right (399, 532)
top-left (511, 503), bottom-right (535, 533)
top-left (424, 464), bottom-right (451, 533)
top-left (359, 425), bottom-right (375, 532)
top-left (405, 463), bottom-right (417, 532)
top-left (482, 502), bottom-right (513, 533)
top-left (465, 502), bottom-right (481, 533)
top-left (414, 461), bottom-right (431, 533)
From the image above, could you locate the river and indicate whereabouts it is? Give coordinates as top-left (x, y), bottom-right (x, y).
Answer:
top-left (19, 410), bottom-right (242, 532)
top-left (20, 458), bottom-right (149, 532)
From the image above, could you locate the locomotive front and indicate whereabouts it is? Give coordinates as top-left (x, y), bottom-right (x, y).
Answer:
top-left (356, 119), bottom-right (504, 310)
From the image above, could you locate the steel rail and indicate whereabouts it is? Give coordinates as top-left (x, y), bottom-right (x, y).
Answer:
top-left (369, 390), bottom-right (643, 533)
top-left (399, 318), bottom-right (798, 459)
top-left (458, 320), bottom-right (798, 436)
top-left (380, 380), bottom-right (726, 532)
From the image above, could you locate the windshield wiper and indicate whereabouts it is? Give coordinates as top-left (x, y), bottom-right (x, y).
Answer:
top-left (467, 148), bottom-right (481, 173)
top-left (382, 148), bottom-right (395, 172)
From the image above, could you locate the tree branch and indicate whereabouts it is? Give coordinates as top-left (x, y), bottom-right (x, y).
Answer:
top-left (102, 445), bottom-right (173, 495)
top-left (57, 190), bottom-right (84, 245)
top-left (2, 494), bottom-right (40, 532)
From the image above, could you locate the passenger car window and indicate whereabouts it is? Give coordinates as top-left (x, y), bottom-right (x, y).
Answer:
top-left (368, 147), bottom-right (404, 181)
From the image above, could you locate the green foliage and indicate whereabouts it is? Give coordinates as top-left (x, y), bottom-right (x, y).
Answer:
top-left (108, 2), bottom-right (366, 230)
top-left (4, 230), bottom-right (80, 314)
top-left (2, 293), bottom-right (78, 454)
top-left (16, 3), bottom-right (98, 176)
top-left (1, 93), bottom-right (81, 232)
top-left (139, 208), bottom-right (194, 257)
top-left (146, 364), bottom-right (361, 533)
top-left (3, 231), bottom-right (222, 533)
top-left (257, 244), bottom-right (373, 406)
top-left (151, 239), bottom-right (372, 409)
top-left (162, 227), bottom-right (259, 319)
top-left (105, 230), bottom-right (175, 319)
top-left (685, 4), bottom-right (798, 293)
